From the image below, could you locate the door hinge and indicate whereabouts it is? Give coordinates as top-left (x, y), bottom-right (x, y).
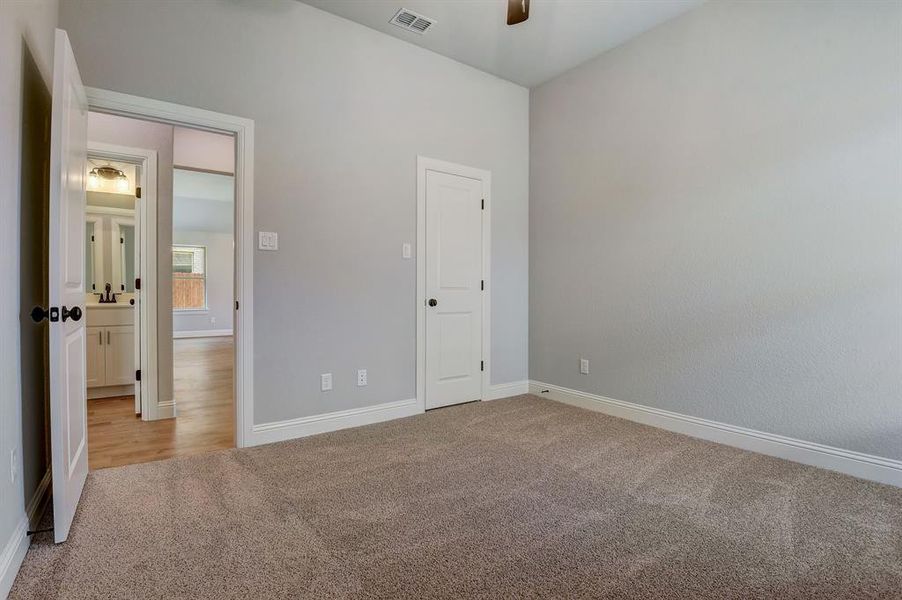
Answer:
top-left (135, 277), bottom-right (141, 290)
top-left (481, 279), bottom-right (484, 291)
top-left (135, 369), bottom-right (141, 382)
top-left (121, 284), bottom-right (125, 291)
top-left (480, 360), bottom-right (484, 372)
top-left (481, 198), bottom-right (485, 210)
top-left (136, 187), bottom-right (141, 199)
top-left (120, 237), bottom-right (124, 244)
top-left (235, 300), bottom-right (239, 310)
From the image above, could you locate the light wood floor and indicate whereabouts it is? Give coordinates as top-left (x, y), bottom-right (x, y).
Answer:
top-left (87, 336), bottom-right (234, 470)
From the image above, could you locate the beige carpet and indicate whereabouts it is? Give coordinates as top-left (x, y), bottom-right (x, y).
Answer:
top-left (11, 395), bottom-right (902, 599)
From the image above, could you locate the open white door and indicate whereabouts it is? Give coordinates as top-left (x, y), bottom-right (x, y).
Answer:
top-left (48, 28), bottom-right (89, 543)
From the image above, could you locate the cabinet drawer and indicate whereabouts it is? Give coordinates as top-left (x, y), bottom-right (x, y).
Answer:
top-left (86, 305), bottom-right (134, 327)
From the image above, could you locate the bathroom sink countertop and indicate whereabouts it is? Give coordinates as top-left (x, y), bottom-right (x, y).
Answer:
top-left (86, 302), bottom-right (133, 309)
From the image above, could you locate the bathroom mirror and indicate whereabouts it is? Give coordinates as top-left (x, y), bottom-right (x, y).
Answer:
top-left (85, 188), bottom-right (137, 299)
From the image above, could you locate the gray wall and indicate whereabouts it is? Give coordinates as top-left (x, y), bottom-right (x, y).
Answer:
top-left (87, 113), bottom-right (176, 409)
top-left (530, 0), bottom-right (902, 460)
top-left (60, 0), bottom-right (530, 424)
top-left (0, 0), bottom-right (57, 575)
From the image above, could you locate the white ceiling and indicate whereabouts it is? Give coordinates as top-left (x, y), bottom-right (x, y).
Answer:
top-left (299, 0), bottom-right (703, 87)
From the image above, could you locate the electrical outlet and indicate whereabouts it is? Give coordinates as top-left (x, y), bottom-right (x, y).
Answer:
top-left (210, 316), bottom-right (216, 325)
top-left (580, 358), bottom-right (589, 375)
top-left (357, 369), bottom-right (367, 387)
top-left (321, 373), bottom-right (333, 392)
top-left (10, 448), bottom-right (17, 483)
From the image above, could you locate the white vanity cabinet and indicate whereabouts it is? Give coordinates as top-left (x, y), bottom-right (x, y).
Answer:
top-left (86, 305), bottom-right (136, 397)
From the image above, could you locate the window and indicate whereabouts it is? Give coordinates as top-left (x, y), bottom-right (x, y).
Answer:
top-left (172, 245), bottom-right (206, 310)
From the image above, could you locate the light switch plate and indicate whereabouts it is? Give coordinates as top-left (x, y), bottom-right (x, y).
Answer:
top-left (402, 243), bottom-right (412, 259)
top-left (258, 231), bottom-right (278, 251)
top-left (321, 373), bottom-right (332, 391)
top-left (580, 358), bottom-right (589, 375)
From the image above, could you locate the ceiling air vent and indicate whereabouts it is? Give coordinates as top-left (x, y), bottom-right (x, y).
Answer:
top-left (390, 8), bottom-right (435, 35)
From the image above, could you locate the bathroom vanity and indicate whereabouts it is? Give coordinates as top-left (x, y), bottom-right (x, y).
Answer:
top-left (86, 300), bottom-right (136, 399)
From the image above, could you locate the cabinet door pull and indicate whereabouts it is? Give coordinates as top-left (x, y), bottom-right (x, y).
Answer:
top-left (99, 332), bottom-right (103, 345)
top-left (107, 330), bottom-right (111, 344)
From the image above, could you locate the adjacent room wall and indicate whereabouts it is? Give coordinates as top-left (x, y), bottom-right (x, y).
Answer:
top-left (530, 0), bottom-right (902, 460)
top-left (0, 0), bottom-right (58, 594)
top-left (60, 0), bottom-right (529, 425)
top-left (172, 128), bottom-right (235, 335)
top-left (172, 231), bottom-right (234, 334)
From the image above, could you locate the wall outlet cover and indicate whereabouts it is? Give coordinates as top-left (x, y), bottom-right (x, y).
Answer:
top-left (357, 369), bottom-right (368, 386)
top-left (580, 358), bottom-right (590, 375)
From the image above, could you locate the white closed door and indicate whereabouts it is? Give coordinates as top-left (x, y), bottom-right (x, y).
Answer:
top-left (48, 28), bottom-right (89, 543)
top-left (424, 169), bottom-right (484, 409)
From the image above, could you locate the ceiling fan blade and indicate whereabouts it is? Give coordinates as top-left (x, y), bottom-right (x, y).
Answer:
top-left (507, 0), bottom-right (530, 26)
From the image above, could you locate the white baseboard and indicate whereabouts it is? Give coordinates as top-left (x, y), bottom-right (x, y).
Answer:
top-left (153, 400), bottom-right (176, 420)
top-left (25, 469), bottom-right (51, 528)
top-left (530, 381), bottom-right (902, 488)
top-left (249, 398), bottom-right (420, 447)
top-left (87, 384), bottom-right (135, 400)
top-left (0, 516), bottom-right (28, 600)
top-left (173, 329), bottom-right (233, 339)
top-left (484, 380), bottom-right (530, 400)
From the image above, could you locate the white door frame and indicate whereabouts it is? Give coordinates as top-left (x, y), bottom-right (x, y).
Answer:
top-left (415, 156), bottom-right (491, 412)
top-left (87, 142), bottom-right (159, 419)
top-left (86, 87), bottom-right (255, 447)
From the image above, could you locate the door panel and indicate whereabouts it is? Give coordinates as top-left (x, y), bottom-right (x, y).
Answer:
top-left (49, 28), bottom-right (89, 543)
top-left (105, 326), bottom-right (135, 386)
top-left (64, 330), bottom-right (87, 466)
top-left (425, 170), bottom-right (483, 409)
top-left (85, 326), bottom-right (104, 387)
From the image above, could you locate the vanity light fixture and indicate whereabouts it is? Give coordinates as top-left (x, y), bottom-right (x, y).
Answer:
top-left (88, 164), bottom-right (129, 192)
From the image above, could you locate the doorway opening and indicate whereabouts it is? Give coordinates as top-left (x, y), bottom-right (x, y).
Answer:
top-left (83, 113), bottom-right (237, 470)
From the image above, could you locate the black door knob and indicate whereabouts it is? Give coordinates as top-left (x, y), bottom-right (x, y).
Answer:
top-left (61, 305), bottom-right (82, 322)
top-left (428, 298), bottom-right (438, 307)
top-left (31, 306), bottom-right (50, 323)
